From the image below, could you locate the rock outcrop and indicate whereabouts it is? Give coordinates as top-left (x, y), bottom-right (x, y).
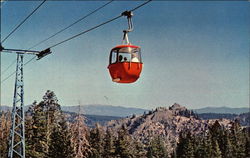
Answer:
top-left (106, 103), bottom-right (233, 152)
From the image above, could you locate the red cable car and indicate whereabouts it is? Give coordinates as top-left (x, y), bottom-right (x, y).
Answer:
top-left (108, 11), bottom-right (143, 83)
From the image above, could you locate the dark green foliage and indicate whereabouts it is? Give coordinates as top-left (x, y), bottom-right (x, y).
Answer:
top-left (176, 131), bottom-right (185, 157)
top-left (134, 140), bottom-right (146, 157)
top-left (146, 146), bottom-right (154, 158)
top-left (245, 133), bottom-right (250, 157)
top-left (147, 136), bottom-right (168, 158)
top-left (230, 120), bottom-right (246, 158)
top-left (194, 135), bottom-right (212, 158)
top-left (103, 129), bottom-right (115, 158)
top-left (221, 131), bottom-right (233, 158)
top-left (176, 131), bottom-right (194, 158)
top-left (47, 119), bottom-right (74, 158)
top-left (202, 133), bottom-right (213, 158)
top-left (25, 101), bottom-right (48, 158)
top-left (175, 120), bottom-right (250, 158)
top-left (89, 123), bottom-right (104, 158)
top-left (115, 125), bottom-right (134, 158)
top-left (209, 120), bottom-right (223, 139)
top-left (209, 120), bottom-right (223, 158)
top-left (25, 90), bottom-right (73, 158)
top-left (211, 139), bottom-right (222, 158)
top-left (3, 90), bottom-right (250, 158)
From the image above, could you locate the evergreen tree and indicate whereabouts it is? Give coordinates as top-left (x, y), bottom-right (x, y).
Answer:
top-left (182, 132), bottom-right (194, 158)
top-left (211, 139), bottom-right (222, 158)
top-left (242, 127), bottom-right (250, 158)
top-left (103, 128), bottom-right (115, 158)
top-left (203, 133), bottom-right (213, 158)
top-left (230, 120), bottom-right (246, 158)
top-left (89, 123), bottom-right (104, 158)
top-left (25, 101), bottom-right (48, 158)
top-left (47, 118), bottom-right (74, 158)
top-left (221, 131), bottom-right (233, 158)
top-left (134, 140), bottom-right (146, 158)
top-left (176, 131), bottom-right (185, 157)
top-left (115, 125), bottom-right (135, 158)
top-left (245, 135), bottom-right (250, 157)
top-left (193, 135), bottom-right (206, 158)
top-left (0, 111), bottom-right (11, 158)
top-left (176, 131), bottom-right (194, 158)
top-left (147, 136), bottom-right (168, 158)
top-left (209, 120), bottom-right (224, 152)
top-left (243, 127), bottom-right (250, 157)
top-left (25, 90), bottom-right (74, 158)
top-left (146, 146), bottom-right (153, 158)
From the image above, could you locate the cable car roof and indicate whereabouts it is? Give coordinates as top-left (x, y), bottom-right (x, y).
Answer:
top-left (112, 45), bottom-right (140, 49)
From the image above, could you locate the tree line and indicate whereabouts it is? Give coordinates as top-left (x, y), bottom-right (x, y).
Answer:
top-left (175, 120), bottom-right (250, 158)
top-left (0, 90), bottom-right (249, 158)
top-left (0, 91), bottom-right (167, 158)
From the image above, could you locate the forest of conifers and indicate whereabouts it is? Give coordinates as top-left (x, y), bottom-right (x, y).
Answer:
top-left (0, 90), bottom-right (249, 158)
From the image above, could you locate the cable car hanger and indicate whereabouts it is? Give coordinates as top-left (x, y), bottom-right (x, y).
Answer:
top-left (121, 11), bottom-right (133, 45)
top-left (108, 10), bottom-right (143, 84)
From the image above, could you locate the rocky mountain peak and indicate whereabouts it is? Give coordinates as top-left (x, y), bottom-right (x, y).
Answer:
top-left (169, 103), bottom-right (187, 111)
top-left (106, 103), bottom-right (233, 153)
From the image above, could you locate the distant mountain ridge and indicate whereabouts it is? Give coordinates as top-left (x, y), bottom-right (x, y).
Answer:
top-left (1, 104), bottom-right (248, 116)
top-left (194, 106), bottom-right (249, 114)
top-left (0, 105), bottom-right (147, 117)
top-left (61, 104), bottom-right (148, 117)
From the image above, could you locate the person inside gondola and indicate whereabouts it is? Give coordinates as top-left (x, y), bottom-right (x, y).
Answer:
top-left (124, 57), bottom-right (128, 62)
top-left (118, 55), bottom-right (123, 62)
top-left (131, 53), bottom-right (139, 62)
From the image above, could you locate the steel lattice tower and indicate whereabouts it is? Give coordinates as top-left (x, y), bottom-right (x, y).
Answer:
top-left (0, 47), bottom-right (51, 158)
top-left (8, 53), bottom-right (25, 158)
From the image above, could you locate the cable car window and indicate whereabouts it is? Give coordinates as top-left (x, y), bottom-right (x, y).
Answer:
top-left (131, 50), bottom-right (140, 62)
top-left (118, 53), bottom-right (131, 62)
top-left (110, 50), bottom-right (118, 64)
top-left (130, 48), bottom-right (141, 62)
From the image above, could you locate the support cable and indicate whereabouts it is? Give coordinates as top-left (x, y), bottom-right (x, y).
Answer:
top-left (1, 56), bottom-right (36, 84)
top-left (29, 0), bottom-right (113, 50)
top-left (1, 0), bottom-right (46, 44)
top-left (49, 15), bottom-right (122, 49)
top-left (1, 1), bottom-right (113, 77)
top-left (0, 0), bottom-right (152, 84)
top-left (1, 71), bottom-right (15, 84)
top-left (48, 0), bottom-right (151, 49)
top-left (1, 59), bottom-right (16, 74)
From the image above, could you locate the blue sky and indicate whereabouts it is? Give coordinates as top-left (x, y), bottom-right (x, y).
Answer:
top-left (0, 1), bottom-right (249, 109)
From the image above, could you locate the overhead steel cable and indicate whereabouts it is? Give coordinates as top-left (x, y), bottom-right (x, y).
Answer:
top-left (49, 15), bottom-right (122, 49)
top-left (19, 0), bottom-right (151, 72)
top-left (1, 56), bottom-right (36, 84)
top-left (1, 59), bottom-right (16, 74)
top-left (8, 1), bottom-right (114, 80)
top-left (130, 0), bottom-right (152, 12)
top-left (3, 0), bottom-right (115, 83)
top-left (1, 0), bottom-right (46, 44)
top-left (24, 56), bottom-right (36, 66)
top-left (29, 0), bottom-right (113, 50)
top-left (1, 70), bottom-right (15, 83)
top-left (1, 0), bottom-right (152, 84)
top-left (48, 0), bottom-right (152, 49)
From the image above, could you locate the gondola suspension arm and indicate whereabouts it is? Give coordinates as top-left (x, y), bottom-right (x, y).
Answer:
top-left (122, 11), bottom-right (134, 45)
